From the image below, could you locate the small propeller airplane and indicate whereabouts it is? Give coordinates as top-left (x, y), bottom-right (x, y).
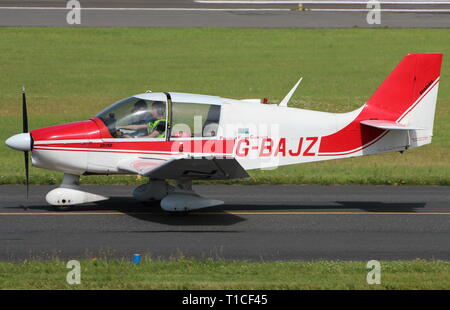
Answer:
top-left (5, 53), bottom-right (442, 212)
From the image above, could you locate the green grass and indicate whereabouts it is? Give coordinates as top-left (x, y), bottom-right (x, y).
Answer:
top-left (0, 258), bottom-right (449, 289)
top-left (0, 27), bottom-right (449, 185)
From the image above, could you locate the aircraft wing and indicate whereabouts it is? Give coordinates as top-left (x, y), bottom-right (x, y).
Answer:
top-left (360, 120), bottom-right (424, 130)
top-left (117, 157), bottom-right (175, 176)
top-left (117, 156), bottom-right (249, 180)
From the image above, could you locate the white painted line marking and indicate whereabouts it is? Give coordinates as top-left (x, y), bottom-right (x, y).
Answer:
top-left (195, 1), bottom-right (450, 4)
top-left (0, 7), bottom-right (291, 12)
top-left (1, 7), bottom-right (448, 13)
top-left (309, 8), bottom-right (450, 12)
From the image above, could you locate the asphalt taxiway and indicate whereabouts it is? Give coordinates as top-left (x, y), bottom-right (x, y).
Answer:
top-left (0, 0), bottom-right (449, 27)
top-left (1, 184), bottom-right (449, 261)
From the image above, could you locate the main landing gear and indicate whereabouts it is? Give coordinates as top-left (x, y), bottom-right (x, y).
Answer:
top-left (46, 175), bottom-right (222, 212)
top-left (133, 179), bottom-right (223, 212)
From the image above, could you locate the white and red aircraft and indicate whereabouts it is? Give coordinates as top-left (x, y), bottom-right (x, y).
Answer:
top-left (5, 53), bottom-right (442, 211)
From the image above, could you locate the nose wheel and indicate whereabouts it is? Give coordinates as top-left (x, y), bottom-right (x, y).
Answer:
top-left (54, 203), bottom-right (73, 212)
top-left (46, 174), bottom-right (108, 210)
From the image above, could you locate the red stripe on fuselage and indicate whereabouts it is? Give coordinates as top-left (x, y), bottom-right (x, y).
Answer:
top-left (33, 147), bottom-right (181, 156)
top-left (33, 139), bottom-right (236, 155)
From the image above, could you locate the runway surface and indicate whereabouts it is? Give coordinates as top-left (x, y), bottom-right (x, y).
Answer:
top-left (1, 185), bottom-right (449, 261)
top-left (0, 0), bottom-right (449, 27)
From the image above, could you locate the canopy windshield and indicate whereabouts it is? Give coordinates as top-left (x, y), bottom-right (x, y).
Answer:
top-left (96, 95), bottom-right (221, 139)
top-left (96, 96), bottom-right (167, 138)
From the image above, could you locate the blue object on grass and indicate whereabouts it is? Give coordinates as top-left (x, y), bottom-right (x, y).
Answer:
top-left (133, 254), bottom-right (141, 264)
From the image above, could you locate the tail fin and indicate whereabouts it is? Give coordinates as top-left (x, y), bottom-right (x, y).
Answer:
top-left (365, 53), bottom-right (442, 132)
top-left (319, 54), bottom-right (442, 155)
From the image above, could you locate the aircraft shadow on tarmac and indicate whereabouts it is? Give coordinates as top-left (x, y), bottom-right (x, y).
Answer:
top-left (13, 197), bottom-right (245, 226)
top-left (211, 201), bottom-right (427, 213)
top-left (10, 196), bottom-right (426, 226)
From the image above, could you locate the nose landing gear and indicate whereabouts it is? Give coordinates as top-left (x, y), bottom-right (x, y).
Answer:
top-left (46, 174), bottom-right (108, 211)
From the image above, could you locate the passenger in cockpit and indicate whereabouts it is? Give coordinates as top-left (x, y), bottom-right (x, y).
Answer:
top-left (117, 101), bottom-right (166, 138)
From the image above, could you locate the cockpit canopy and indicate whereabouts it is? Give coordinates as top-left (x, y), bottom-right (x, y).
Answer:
top-left (96, 94), bottom-right (221, 139)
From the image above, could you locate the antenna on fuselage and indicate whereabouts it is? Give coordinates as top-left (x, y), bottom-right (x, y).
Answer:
top-left (279, 77), bottom-right (303, 107)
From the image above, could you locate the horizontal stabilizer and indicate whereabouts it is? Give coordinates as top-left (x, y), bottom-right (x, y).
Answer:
top-left (360, 120), bottom-right (424, 130)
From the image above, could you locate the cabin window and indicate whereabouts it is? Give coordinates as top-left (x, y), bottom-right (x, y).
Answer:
top-left (96, 96), bottom-right (167, 138)
top-left (171, 103), bottom-right (221, 138)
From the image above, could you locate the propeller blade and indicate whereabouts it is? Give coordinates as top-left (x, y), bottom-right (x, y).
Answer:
top-left (22, 87), bottom-right (30, 201)
top-left (22, 86), bottom-right (28, 133)
top-left (24, 151), bottom-right (29, 200)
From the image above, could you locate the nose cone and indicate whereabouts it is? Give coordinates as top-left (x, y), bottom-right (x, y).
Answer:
top-left (5, 133), bottom-right (32, 151)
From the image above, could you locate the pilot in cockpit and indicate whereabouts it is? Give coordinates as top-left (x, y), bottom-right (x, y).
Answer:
top-left (127, 100), bottom-right (152, 136)
top-left (117, 101), bottom-right (166, 138)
